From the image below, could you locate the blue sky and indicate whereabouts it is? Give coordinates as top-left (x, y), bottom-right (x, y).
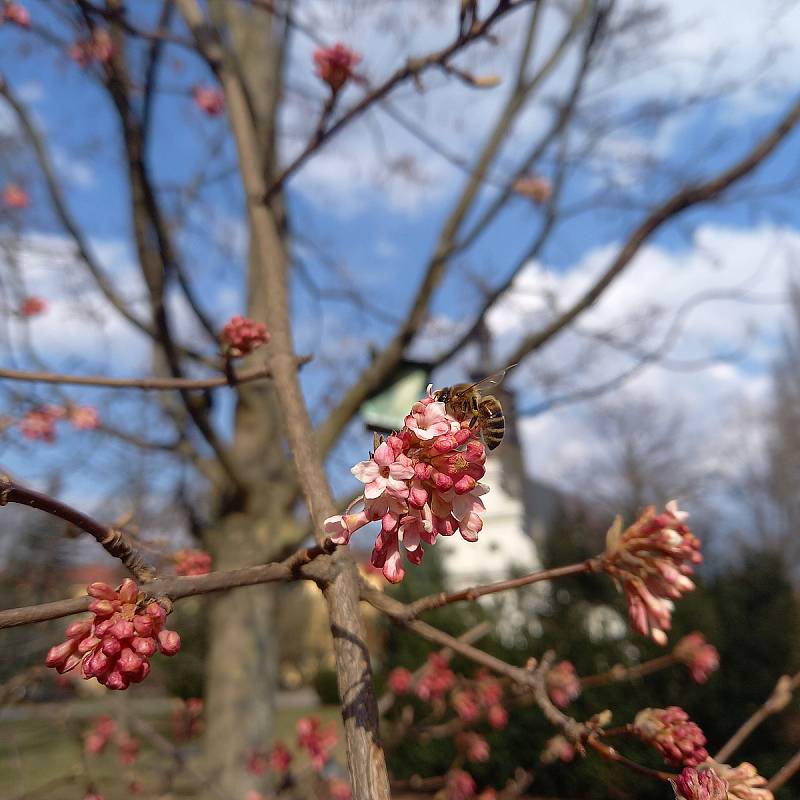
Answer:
top-left (1, 0), bottom-right (799, 537)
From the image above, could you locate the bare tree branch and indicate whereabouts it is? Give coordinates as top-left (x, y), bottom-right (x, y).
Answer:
top-left (505, 93), bottom-right (800, 367)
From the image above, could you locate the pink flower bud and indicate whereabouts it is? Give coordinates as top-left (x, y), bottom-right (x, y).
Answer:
top-left (93, 619), bottom-right (114, 637)
top-left (157, 629), bottom-right (181, 656)
top-left (88, 599), bottom-right (116, 617)
top-left (313, 43), bottom-right (361, 93)
top-left (387, 667), bottom-right (414, 694)
top-left (128, 660), bottom-right (151, 684)
top-left (62, 653), bottom-right (83, 673)
top-left (133, 615), bottom-right (154, 637)
top-left (146, 602), bottom-right (167, 623)
top-left (83, 651), bottom-right (110, 679)
top-left (109, 620), bottom-right (135, 640)
top-left (117, 648), bottom-right (143, 674)
top-left (3, 3), bottom-right (30, 28)
top-left (432, 471), bottom-right (453, 492)
top-left (671, 767), bottom-right (728, 800)
top-left (487, 704), bottom-right (508, 729)
top-left (433, 434), bottom-right (458, 453)
top-left (45, 639), bottom-right (77, 669)
top-left (117, 578), bottom-right (138, 603)
top-left (131, 637), bottom-right (157, 656)
top-left (79, 635), bottom-right (102, 654)
top-left (414, 462), bottom-right (432, 481)
top-left (105, 670), bottom-right (129, 691)
top-left (87, 582), bottom-right (117, 600)
top-left (454, 475), bottom-right (477, 495)
top-left (454, 429), bottom-right (472, 446)
top-left (100, 636), bottom-right (122, 658)
top-left (65, 620), bottom-right (93, 639)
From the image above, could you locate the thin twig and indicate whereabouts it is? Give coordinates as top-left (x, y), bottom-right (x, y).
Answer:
top-left (715, 672), bottom-right (800, 763)
top-left (0, 356), bottom-right (311, 391)
top-left (0, 539), bottom-right (337, 630)
top-left (405, 560), bottom-right (597, 618)
top-left (768, 747), bottom-right (800, 792)
top-left (0, 477), bottom-right (155, 582)
top-left (580, 654), bottom-right (678, 689)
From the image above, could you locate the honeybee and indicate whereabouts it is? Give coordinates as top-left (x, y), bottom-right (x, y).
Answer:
top-left (433, 365), bottom-right (517, 451)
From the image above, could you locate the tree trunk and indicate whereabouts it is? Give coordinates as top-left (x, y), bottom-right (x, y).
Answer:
top-left (204, 510), bottom-right (281, 797)
top-left (201, 5), bottom-right (291, 795)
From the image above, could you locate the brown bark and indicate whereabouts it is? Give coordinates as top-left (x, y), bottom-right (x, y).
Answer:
top-left (200, 4), bottom-right (296, 795)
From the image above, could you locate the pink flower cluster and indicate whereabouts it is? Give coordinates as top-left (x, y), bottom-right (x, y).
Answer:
top-left (247, 741), bottom-right (293, 776)
top-left (296, 716), bottom-right (337, 772)
top-left (546, 660), bottom-right (581, 709)
top-left (45, 579), bottom-right (181, 690)
top-left (512, 175), bottom-right (552, 204)
top-left (84, 716), bottom-right (140, 765)
top-left (673, 633), bottom-right (720, 684)
top-left (192, 85), bottom-right (225, 116)
top-left (602, 501), bottom-right (702, 644)
top-left (313, 43), bottom-right (361, 93)
top-left (269, 741), bottom-right (293, 774)
top-left (705, 760), bottom-right (774, 800)
top-left (19, 406), bottom-right (62, 442)
top-left (19, 404), bottom-right (100, 442)
top-left (633, 707), bottom-right (708, 767)
top-left (672, 767), bottom-right (728, 800)
top-left (173, 548), bottom-right (212, 576)
top-left (2, 2), bottom-right (30, 27)
top-left (387, 659), bottom-right (508, 730)
top-left (457, 732), bottom-right (490, 763)
top-left (541, 734), bottom-right (576, 765)
top-left (2, 182), bottom-right (29, 209)
top-left (69, 29), bottom-right (114, 67)
top-left (20, 296), bottom-right (47, 317)
top-left (172, 698), bottom-right (204, 741)
top-left (325, 388), bottom-right (489, 583)
top-left (220, 315), bottom-right (270, 357)
top-left (446, 769), bottom-right (477, 800)
top-left (416, 653), bottom-right (455, 703)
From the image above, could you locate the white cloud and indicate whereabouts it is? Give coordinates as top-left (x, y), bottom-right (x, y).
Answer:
top-left (280, 1), bottom-right (800, 214)
top-left (494, 224), bottom-right (798, 491)
top-left (53, 148), bottom-right (96, 189)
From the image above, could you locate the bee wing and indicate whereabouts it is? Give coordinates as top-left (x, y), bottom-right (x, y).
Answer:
top-left (455, 363), bottom-right (518, 397)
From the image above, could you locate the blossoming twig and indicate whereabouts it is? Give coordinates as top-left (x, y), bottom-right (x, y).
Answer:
top-left (0, 539), bottom-right (337, 630)
top-left (377, 621), bottom-right (492, 714)
top-left (260, 0), bottom-right (535, 202)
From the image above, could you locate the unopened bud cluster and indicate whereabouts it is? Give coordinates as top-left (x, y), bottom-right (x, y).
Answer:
top-left (84, 715), bottom-right (139, 765)
top-left (546, 660), bottom-right (581, 709)
top-left (173, 548), bottom-right (212, 576)
top-left (2, 2), bottom-right (30, 27)
top-left (45, 579), bottom-right (180, 690)
top-left (673, 632), bottom-right (720, 684)
top-left (192, 85), bottom-right (225, 116)
top-left (220, 315), bottom-right (270, 357)
top-left (313, 43), bottom-right (361, 93)
top-left (602, 501), bottom-right (701, 644)
top-left (633, 706), bottom-right (708, 767)
top-left (296, 715), bottom-right (338, 772)
top-left (671, 766), bottom-right (728, 800)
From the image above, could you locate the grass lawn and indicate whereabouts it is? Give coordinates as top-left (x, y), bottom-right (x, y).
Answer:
top-left (0, 704), bottom-right (344, 799)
